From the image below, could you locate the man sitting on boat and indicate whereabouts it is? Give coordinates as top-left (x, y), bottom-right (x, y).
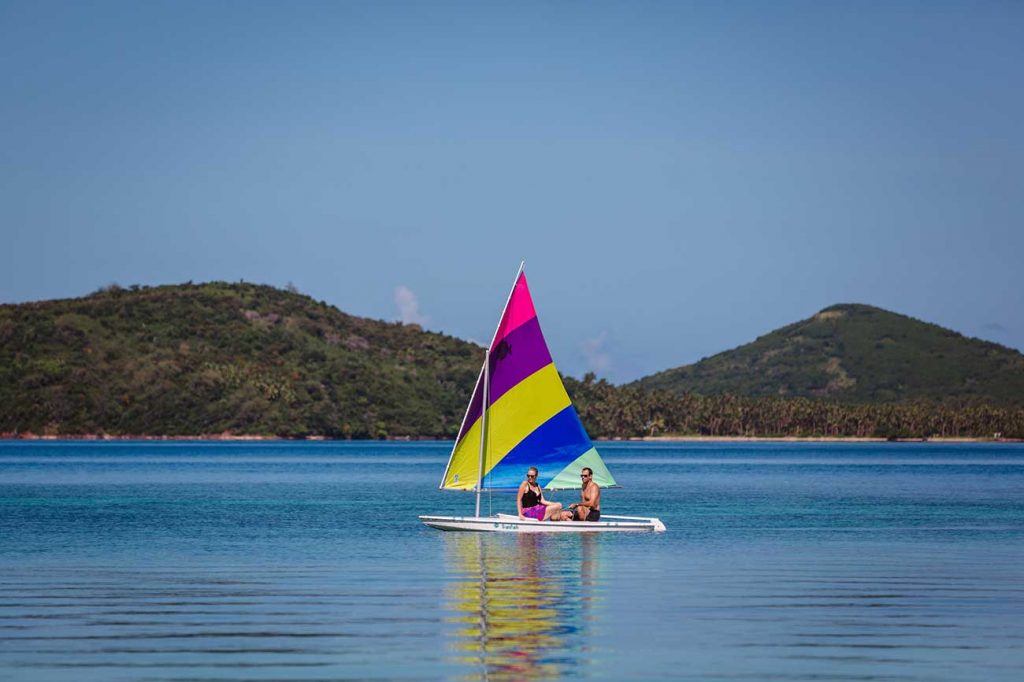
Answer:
top-left (568, 467), bottom-right (601, 522)
top-left (517, 467), bottom-right (566, 522)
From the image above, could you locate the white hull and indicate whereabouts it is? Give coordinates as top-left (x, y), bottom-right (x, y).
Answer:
top-left (420, 513), bottom-right (666, 533)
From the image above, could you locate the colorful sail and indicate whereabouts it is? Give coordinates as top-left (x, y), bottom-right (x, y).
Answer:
top-left (440, 268), bottom-right (617, 491)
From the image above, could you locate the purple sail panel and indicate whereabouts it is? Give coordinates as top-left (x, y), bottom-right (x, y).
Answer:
top-left (453, 318), bottom-right (553, 446)
top-left (488, 317), bottom-right (553, 402)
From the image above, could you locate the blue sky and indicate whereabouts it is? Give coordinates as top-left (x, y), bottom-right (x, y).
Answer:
top-left (2, 1), bottom-right (1022, 383)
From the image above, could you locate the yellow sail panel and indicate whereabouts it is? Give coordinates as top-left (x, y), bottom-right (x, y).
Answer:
top-left (444, 419), bottom-right (484, 490)
top-left (441, 364), bottom-right (571, 490)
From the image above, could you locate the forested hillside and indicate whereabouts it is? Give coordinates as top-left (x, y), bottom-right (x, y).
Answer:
top-left (0, 282), bottom-right (481, 437)
top-left (566, 375), bottom-right (1024, 439)
top-left (635, 304), bottom-right (1024, 406)
top-left (2, 286), bottom-right (1022, 440)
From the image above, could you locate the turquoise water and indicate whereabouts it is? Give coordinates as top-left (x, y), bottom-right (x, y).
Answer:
top-left (1, 440), bottom-right (1022, 681)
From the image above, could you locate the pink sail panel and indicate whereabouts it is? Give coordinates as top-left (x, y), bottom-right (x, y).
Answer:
top-left (490, 272), bottom-right (536, 351)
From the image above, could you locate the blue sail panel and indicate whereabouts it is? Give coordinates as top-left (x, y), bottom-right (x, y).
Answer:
top-left (482, 405), bottom-right (601, 490)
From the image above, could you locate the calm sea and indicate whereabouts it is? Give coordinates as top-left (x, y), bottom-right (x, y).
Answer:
top-left (1, 440), bottom-right (1022, 681)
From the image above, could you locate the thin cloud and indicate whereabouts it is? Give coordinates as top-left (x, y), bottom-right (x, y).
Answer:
top-left (394, 285), bottom-right (428, 325)
top-left (581, 331), bottom-right (612, 374)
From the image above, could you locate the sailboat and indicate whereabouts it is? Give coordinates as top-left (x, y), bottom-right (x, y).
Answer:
top-left (419, 263), bottom-right (666, 533)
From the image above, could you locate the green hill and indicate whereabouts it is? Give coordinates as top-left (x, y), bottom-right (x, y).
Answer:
top-left (0, 282), bottom-right (482, 437)
top-left (634, 304), bottom-right (1024, 406)
top-left (3, 289), bottom-right (1023, 440)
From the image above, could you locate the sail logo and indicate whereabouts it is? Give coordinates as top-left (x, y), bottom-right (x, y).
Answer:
top-left (494, 339), bottom-right (512, 360)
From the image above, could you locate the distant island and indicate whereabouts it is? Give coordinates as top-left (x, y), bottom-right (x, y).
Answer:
top-left (2, 282), bottom-right (1022, 440)
top-left (634, 303), bottom-right (1024, 405)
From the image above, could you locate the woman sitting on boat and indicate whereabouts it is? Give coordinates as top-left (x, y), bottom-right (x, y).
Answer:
top-left (517, 467), bottom-right (565, 522)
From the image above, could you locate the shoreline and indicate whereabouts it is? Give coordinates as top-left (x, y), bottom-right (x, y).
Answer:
top-left (631, 435), bottom-right (1022, 443)
top-left (1, 433), bottom-right (1020, 443)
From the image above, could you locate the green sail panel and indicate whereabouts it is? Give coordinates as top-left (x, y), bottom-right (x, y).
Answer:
top-left (543, 446), bottom-right (617, 491)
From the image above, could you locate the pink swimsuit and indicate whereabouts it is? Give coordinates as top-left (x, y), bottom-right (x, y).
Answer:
top-left (522, 504), bottom-right (546, 520)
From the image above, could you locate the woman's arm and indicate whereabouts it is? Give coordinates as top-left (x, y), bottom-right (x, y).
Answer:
top-left (517, 481), bottom-right (527, 519)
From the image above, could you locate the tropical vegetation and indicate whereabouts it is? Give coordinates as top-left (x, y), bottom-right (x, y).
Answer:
top-left (0, 282), bottom-right (479, 438)
top-left (635, 304), bottom-right (1024, 406)
top-left (2, 284), bottom-right (1022, 439)
top-left (568, 375), bottom-right (1024, 439)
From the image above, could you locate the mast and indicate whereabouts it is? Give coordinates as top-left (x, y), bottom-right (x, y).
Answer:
top-left (475, 349), bottom-right (490, 517)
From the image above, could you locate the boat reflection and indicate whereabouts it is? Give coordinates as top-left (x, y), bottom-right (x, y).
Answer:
top-left (443, 532), bottom-right (600, 681)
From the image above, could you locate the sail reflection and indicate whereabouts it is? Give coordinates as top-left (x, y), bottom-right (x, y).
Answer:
top-left (443, 533), bottom-right (600, 681)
